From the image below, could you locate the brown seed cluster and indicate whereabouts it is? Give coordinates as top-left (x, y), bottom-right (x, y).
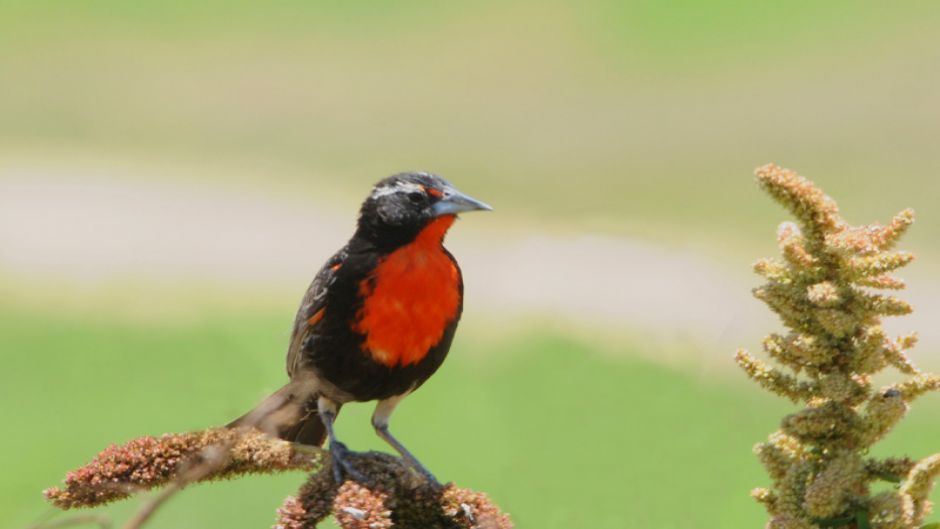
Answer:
top-left (737, 164), bottom-right (940, 528)
top-left (276, 451), bottom-right (513, 529)
top-left (46, 428), bottom-right (511, 529)
top-left (44, 427), bottom-right (321, 509)
top-left (333, 482), bottom-right (393, 529)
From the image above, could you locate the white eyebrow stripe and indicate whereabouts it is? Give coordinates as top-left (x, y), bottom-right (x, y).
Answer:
top-left (371, 180), bottom-right (425, 198)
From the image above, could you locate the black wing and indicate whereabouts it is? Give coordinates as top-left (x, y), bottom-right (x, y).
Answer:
top-left (286, 246), bottom-right (348, 377)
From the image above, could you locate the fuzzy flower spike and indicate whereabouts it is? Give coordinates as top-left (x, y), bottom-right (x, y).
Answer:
top-left (737, 164), bottom-right (940, 529)
top-left (45, 427), bottom-right (511, 529)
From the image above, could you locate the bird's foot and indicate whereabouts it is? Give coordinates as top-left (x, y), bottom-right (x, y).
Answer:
top-left (329, 441), bottom-right (369, 484)
top-left (405, 458), bottom-right (442, 488)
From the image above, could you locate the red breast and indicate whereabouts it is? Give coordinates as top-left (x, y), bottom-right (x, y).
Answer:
top-left (352, 215), bottom-right (462, 367)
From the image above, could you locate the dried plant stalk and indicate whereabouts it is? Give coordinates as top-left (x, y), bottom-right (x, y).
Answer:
top-left (275, 451), bottom-right (512, 529)
top-left (45, 428), bottom-right (511, 529)
top-left (44, 428), bottom-right (322, 510)
top-left (737, 164), bottom-right (940, 529)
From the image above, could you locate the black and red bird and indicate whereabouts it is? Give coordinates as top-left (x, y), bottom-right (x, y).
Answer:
top-left (230, 172), bottom-right (491, 483)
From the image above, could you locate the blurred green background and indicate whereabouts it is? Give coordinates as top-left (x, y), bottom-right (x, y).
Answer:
top-left (3, 2), bottom-right (940, 528)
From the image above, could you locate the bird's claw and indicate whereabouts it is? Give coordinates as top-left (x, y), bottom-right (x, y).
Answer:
top-left (329, 441), bottom-right (369, 484)
top-left (413, 464), bottom-right (441, 488)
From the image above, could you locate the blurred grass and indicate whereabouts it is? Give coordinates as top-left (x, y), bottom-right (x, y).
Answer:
top-left (3, 304), bottom-right (940, 529)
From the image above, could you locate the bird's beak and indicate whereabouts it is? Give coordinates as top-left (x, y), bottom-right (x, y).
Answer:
top-left (430, 188), bottom-right (493, 217)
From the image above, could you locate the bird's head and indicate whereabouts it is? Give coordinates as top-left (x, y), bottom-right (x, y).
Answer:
top-left (356, 172), bottom-right (492, 248)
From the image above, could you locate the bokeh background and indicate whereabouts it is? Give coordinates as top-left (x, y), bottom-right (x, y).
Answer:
top-left (3, 2), bottom-right (940, 528)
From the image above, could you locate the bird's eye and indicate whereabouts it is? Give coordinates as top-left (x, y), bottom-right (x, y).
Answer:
top-left (407, 191), bottom-right (425, 204)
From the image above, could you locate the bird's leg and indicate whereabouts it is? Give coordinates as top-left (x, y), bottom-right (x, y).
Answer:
top-left (372, 396), bottom-right (440, 486)
top-left (317, 397), bottom-right (366, 483)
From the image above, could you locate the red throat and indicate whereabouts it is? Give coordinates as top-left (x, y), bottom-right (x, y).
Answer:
top-left (414, 214), bottom-right (456, 245)
top-left (353, 215), bottom-right (461, 367)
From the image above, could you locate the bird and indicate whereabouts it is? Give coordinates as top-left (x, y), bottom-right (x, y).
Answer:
top-left (229, 172), bottom-right (491, 484)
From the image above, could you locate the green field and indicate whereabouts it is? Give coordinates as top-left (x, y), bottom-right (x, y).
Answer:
top-left (3, 304), bottom-right (940, 529)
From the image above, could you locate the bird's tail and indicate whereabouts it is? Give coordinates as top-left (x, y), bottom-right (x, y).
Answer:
top-left (226, 379), bottom-right (331, 446)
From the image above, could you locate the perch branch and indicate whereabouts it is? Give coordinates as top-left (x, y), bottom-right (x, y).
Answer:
top-left (46, 428), bottom-right (512, 529)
